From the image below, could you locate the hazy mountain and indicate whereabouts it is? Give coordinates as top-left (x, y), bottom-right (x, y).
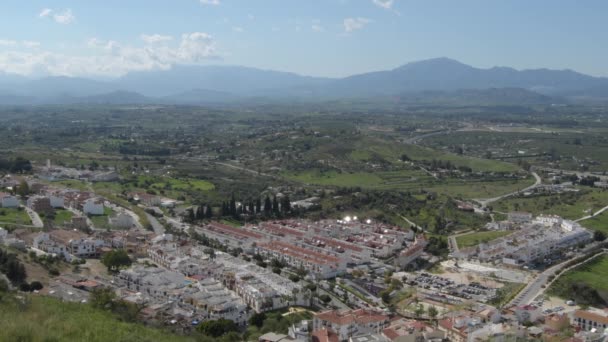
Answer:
top-left (327, 57), bottom-right (608, 97)
top-left (115, 65), bottom-right (331, 97)
top-left (1, 58), bottom-right (608, 104)
top-left (15, 76), bottom-right (116, 98)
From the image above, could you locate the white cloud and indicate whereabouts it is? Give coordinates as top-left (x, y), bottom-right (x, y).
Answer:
top-left (0, 39), bottom-right (17, 46)
top-left (141, 34), bottom-right (173, 44)
top-left (232, 26), bottom-right (244, 33)
top-left (200, 0), bottom-right (220, 5)
top-left (39, 8), bottom-right (75, 24)
top-left (343, 17), bottom-right (371, 33)
top-left (39, 8), bottom-right (52, 18)
top-left (22, 41), bottom-right (41, 48)
top-left (0, 32), bottom-right (219, 78)
top-left (53, 9), bottom-right (75, 24)
top-left (312, 24), bottom-right (325, 32)
top-left (372, 0), bottom-right (395, 9)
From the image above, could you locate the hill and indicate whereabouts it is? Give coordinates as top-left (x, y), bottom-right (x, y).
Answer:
top-left (0, 294), bottom-right (195, 342)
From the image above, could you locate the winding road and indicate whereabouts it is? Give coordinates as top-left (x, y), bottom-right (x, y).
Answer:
top-left (473, 172), bottom-right (542, 208)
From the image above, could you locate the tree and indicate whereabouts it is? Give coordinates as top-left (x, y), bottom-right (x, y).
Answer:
top-left (248, 312), bottom-right (266, 328)
top-left (281, 195), bottom-right (291, 213)
top-left (264, 196), bottom-right (272, 214)
top-left (428, 306), bottom-right (439, 323)
top-left (197, 319), bottom-right (238, 338)
top-left (255, 198), bottom-right (262, 213)
top-left (90, 287), bottom-right (117, 310)
top-left (272, 196), bottom-right (279, 214)
top-left (593, 230), bottom-right (606, 242)
top-left (319, 294), bottom-right (332, 304)
top-left (17, 180), bottom-right (29, 197)
top-left (101, 249), bottom-right (132, 273)
top-left (414, 304), bottom-right (425, 318)
top-left (30, 281), bottom-right (43, 291)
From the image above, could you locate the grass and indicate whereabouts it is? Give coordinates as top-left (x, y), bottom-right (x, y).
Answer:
top-left (285, 169), bottom-right (533, 199)
top-left (552, 255), bottom-right (608, 293)
top-left (89, 207), bottom-right (115, 229)
top-left (494, 188), bottom-right (608, 221)
top-left (244, 308), bottom-right (313, 341)
top-left (52, 179), bottom-right (90, 191)
top-left (548, 255), bottom-right (608, 305)
top-left (53, 209), bottom-right (73, 226)
top-left (580, 211), bottom-right (608, 234)
top-left (455, 230), bottom-right (513, 248)
top-left (0, 208), bottom-right (32, 225)
top-left (0, 295), bottom-right (194, 342)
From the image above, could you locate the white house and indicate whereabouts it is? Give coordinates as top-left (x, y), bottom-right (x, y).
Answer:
top-left (0, 193), bottom-right (19, 208)
top-left (83, 198), bottom-right (104, 215)
top-left (313, 309), bottom-right (389, 342)
top-left (0, 227), bottom-right (8, 241)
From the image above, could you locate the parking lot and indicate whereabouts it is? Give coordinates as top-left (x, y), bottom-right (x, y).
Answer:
top-left (403, 272), bottom-right (498, 303)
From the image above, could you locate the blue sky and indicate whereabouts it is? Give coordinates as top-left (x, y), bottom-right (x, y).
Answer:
top-left (0, 0), bottom-right (607, 78)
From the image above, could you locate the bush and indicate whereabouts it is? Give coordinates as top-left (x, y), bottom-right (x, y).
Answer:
top-left (19, 283), bottom-right (31, 292)
top-left (30, 281), bottom-right (43, 291)
top-left (288, 274), bottom-right (300, 283)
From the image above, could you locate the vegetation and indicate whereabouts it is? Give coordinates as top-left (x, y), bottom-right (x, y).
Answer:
top-left (0, 294), bottom-right (195, 342)
top-left (455, 230), bottom-right (512, 248)
top-left (549, 255), bottom-right (608, 306)
top-left (101, 249), bottom-right (132, 273)
top-left (0, 208), bottom-right (31, 225)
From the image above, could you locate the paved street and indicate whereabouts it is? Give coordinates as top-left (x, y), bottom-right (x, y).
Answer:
top-left (24, 206), bottom-right (44, 228)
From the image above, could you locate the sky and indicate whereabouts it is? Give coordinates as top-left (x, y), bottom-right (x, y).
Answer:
top-left (0, 0), bottom-right (607, 79)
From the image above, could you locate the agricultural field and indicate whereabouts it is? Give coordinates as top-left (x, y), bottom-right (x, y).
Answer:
top-left (493, 188), bottom-right (608, 221)
top-left (0, 208), bottom-right (32, 225)
top-left (420, 129), bottom-right (608, 172)
top-left (455, 230), bottom-right (512, 248)
top-left (580, 211), bottom-right (608, 234)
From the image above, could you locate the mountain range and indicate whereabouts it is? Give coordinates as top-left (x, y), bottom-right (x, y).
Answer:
top-left (1, 58), bottom-right (608, 105)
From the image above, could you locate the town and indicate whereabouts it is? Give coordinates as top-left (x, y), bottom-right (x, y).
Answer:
top-left (1, 156), bottom-right (607, 342)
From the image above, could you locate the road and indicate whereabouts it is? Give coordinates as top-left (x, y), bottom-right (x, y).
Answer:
top-left (474, 172), bottom-right (541, 207)
top-left (24, 206), bottom-right (44, 228)
top-left (145, 213), bottom-right (165, 235)
top-left (214, 162), bottom-right (277, 178)
top-left (509, 245), bottom-right (605, 307)
top-left (575, 204), bottom-right (608, 222)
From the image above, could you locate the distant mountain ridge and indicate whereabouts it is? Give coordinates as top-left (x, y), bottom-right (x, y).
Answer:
top-left (1, 58), bottom-right (607, 105)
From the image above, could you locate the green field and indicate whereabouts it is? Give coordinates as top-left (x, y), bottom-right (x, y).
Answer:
top-left (0, 208), bottom-right (32, 225)
top-left (455, 230), bottom-right (513, 248)
top-left (549, 255), bottom-right (608, 305)
top-left (53, 209), bottom-right (74, 226)
top-left (494, 188), bottom-right (608, 221)
top-left (0, 295), bottom-right (194, 342)
top-left (89, 207), bottom-right (115, 229)
top-left (285, 169), bottom-right (533, 199)
top-left (580, 211), bottom-right (608, 234)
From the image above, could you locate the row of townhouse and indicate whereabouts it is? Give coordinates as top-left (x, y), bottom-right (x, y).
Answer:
top-left (255, 240), bottom-right (347, 279)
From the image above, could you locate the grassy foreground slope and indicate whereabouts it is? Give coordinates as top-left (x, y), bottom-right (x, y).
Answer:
top-left (0, 295), bottom-right (194, 342)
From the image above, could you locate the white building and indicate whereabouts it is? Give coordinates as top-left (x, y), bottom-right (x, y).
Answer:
top-left (0, 193), bottom-right (19, 208)
top-left (313, 309), bottom-right (390, 342)
top-left (0, 227), bottom-right (7, 241)
top-left (83, 198), bottom-right (104, 215)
